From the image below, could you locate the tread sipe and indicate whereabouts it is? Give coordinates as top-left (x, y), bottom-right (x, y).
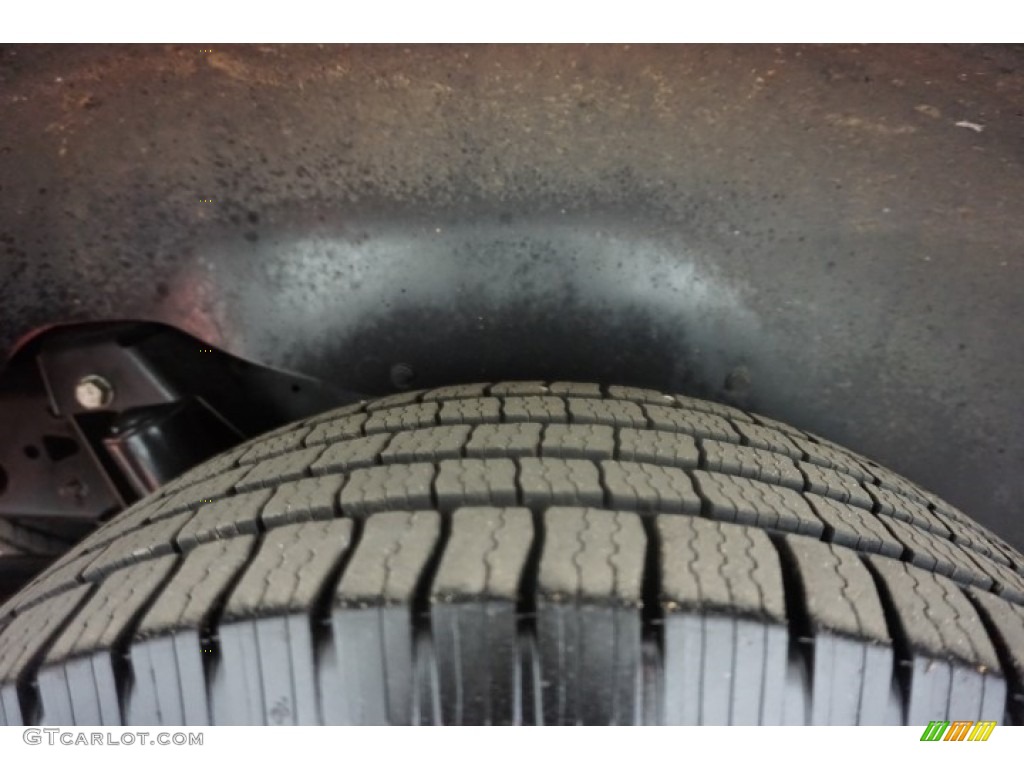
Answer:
top-left (1, 382), bottom-right (1023, 725)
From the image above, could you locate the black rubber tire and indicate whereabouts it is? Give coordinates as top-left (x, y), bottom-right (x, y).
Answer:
top-left (0, 519), bottom-right (72, 604)
top-left (1, 381), bottom-right (1023, 726)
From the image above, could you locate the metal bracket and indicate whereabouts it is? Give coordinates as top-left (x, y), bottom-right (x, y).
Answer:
top-left (0, 322), bottom-right (360, 533)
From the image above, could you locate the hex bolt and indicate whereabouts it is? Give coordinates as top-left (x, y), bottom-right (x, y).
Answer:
top-left (74, 375), bottom-right (115, 410)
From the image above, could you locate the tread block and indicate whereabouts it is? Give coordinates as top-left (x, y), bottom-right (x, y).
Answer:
top-left (261, 476), bottom-right (344, 528)
top-left (235, 446), bottom-right (325, 491)
top-left (785, 536), bottom-right (890, 641)
top-left (972, 529), bottom-right (1024, 574)
top-left (518, 458), bottom-right (604, 510)
top-left (67, 498), bottom-right (164, 557)
top-left (568, 397), bottom-right (645, 428)
top-left (668, 394), bottom-right (754, 423)
top-left (137, 536), bottom-right (256, 639)
top-left (692, 471), bottom-right (824, 536)
top-left (466, 423), bottom-right (542, 458)
top-left (783, 536), bottom-right (892, 725)
top-left (502, 396), bottom-right (568, 423)
top-left (238, 428), bottom-right (312, 464)
top-left (658, 516), bottom-right (786, 620)
top-left (867, 487), bottom-right (950, 536)
top-left (430, 512), bottom-right (532, 602)
top-left (540, 423), bottom-right (614, 460)
top-left (748, 411), bottom-right (807, 437)
top-left (489, 381), bottom-right (550, 395)
top-left (431, 508), bottom-right (533, 725)
top-left (606, 386), bottom-right (672, 404)
top-left (658, 517), bottom-right (786, 724)
top-left (925, 492), bottom-right (979, 527)
top-left (549, 382), bottom-right (601, 397)
top-left (643, 404), bottom-right (740, 442)
top-left (539, 508), bottom-right (646, 601)
top-left (175, 490), bottom-right (272, 551)
top-left (302, 401), bottom-right (367, 426)
top-left (423, 384), bottom-right (491, 401)
top-left (2, 550), bottom-right (103, 618)
top-left (311, 434), bottom-right (390, 474)
top-left (537, 508), bottom-right (645, 724)
top-left (335, 512), bottom-right (439, 606)
top-left (431, 508), bottom-right (533, 599)
top-left (339, 464), bottom-right (436, 517)
top-left (38, 555), bottom-right (177, 725)
top-left (381, 425), bottom-right (470, 463)
top-left (861, 462), bottom-right (932, 507)
top-left (880, 518), bottom-right (994, 589)
top-left (805, 494), bottom-right (903, 557)
top-left (938, 515), bottom-right (1011, 567)
top-left (435, 459), bottom-right (517, 512)
top-left (154, 445), bottom-right (249, 496)
top-left (82, 511), bottom-right (195, 581)
top-left (703, 441), bottom-right (803, 490)
top-left (304, 414), bottom-right (368, 446)
top-left (733, 422), bottom-right (803, 459)
top-left (329, 512), bottom-right (440, 725)
top-left (616, 428), bottom-right (700, 469)
top-left (438, 397), bottom-right (501, 424)
top-left (157, 467), bottom-right (252, 518)
top-left (789, 436), bottom-right (871, 481)
top-left (867, 557), bottom-right (1005, 723)
top-left (799, 462), bottom-right (874, 509)
top-left (962, 552), bottom-right (1024, 605)
top-left (0, 584), bottom-right (92, 726)
top-left (224, 519), bottom-right (354, 619)
top-left (215, 520), bottom-right (355, 725)
top-left (601, 460), bottom-right (701, 514)
top-left (45, 556), bottom-right (178, 661)
top-left (364, 403), bottom-right (439, 434)
top-left (364, 391), bottom-right (425, 411)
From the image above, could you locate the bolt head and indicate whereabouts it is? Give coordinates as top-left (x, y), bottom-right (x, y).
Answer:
top-left (75, 375), bottom-right (114, 410)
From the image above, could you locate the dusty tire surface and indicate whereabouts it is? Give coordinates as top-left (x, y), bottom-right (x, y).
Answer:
top-left (1, 381), bottom-right (1022, 726)
top-left (0, 519), bottom-right (72, 605)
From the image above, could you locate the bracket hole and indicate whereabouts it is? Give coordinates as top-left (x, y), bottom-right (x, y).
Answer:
top-left (43, 435), bottom-right (79, 462)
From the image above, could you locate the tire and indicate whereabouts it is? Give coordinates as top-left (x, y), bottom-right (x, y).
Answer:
top-left (0, 519), bottom-right (72, 604)
top-left (1, 381), bottom-right (1022, 726)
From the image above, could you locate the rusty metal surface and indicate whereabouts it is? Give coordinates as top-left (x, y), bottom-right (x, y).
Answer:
top-left (0, 44), bottom-right (1022, 547)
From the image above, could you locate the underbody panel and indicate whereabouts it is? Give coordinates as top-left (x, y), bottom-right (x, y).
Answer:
top-left (1, 44), bottom-right (1022, 547)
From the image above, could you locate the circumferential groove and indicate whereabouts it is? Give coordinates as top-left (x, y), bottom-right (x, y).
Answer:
top-left (859, 556), bottom-right (916, 722)
top-left (769, 534), bottom-right (816, 725)
top-left (112, 556), bottom-right (187, 725)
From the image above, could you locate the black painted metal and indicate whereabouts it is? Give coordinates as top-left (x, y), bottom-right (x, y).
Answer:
top-left (0, 385), bottom-right (119, 525)
top-left (103, 399), bottom-right (243, 496)
top-left (0, 322), bottom-right (355, 528)
top-left (0, 45), bottom-right (1021, 548)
